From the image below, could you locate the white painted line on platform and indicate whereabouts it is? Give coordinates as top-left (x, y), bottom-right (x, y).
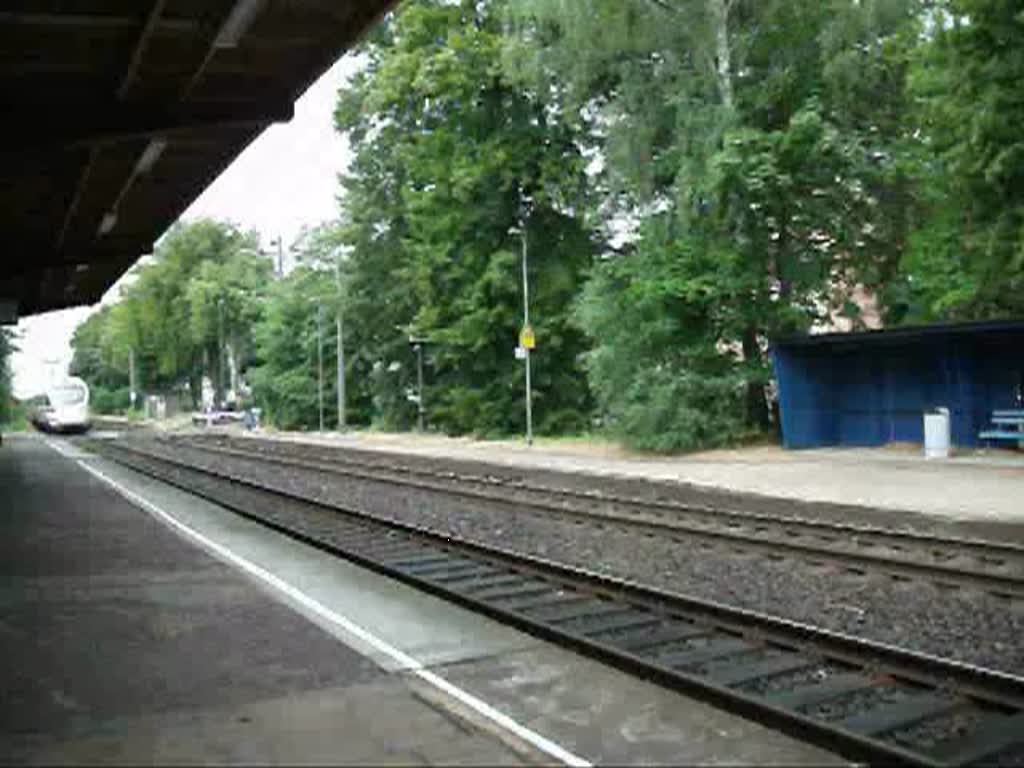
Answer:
top-left (45, 438), bottom-right (592, 768)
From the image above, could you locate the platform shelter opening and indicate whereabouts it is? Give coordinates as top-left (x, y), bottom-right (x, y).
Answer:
top-left (771, 319), bottom-right (1024, 449)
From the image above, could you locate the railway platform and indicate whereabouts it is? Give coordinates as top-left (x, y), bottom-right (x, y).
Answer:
top-left (0, 434), bottom-right (841, 765)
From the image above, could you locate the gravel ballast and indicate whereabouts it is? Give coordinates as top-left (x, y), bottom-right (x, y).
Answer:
top-left (121, 436), bottom-right (1024, 676)
top-left (197, 433), bottom-right (1024, 544)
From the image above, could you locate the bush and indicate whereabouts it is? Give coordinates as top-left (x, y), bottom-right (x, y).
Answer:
top-left (90, 386), bottom-right (131, 414)
top-left (608, 367), bottom-right (749, 453)
top-left (1, 399), bottom-right (27, 431)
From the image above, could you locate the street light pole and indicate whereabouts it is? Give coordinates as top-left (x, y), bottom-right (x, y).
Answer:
top-left (129, 346), bottom-right (137, 411)
top-left (336, 256), bottom-right (346, 431)
top-left (521, 226), bottom-right (533, 446)
top-left (415, 342), bottom-right (425, 432)
top-left (217, 297), bottom-right (225, 409)
top-left (316, 301), bottom-right (324, 432)
top-left (406, 335), bottom-right (429, 432)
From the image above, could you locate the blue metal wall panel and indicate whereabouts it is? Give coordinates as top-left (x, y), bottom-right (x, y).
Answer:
top-left (772, 326), bottom-right (1024, 449)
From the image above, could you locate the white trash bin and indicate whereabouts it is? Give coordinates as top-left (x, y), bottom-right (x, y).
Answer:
top-left (923, 407), bottom-right (951, 459)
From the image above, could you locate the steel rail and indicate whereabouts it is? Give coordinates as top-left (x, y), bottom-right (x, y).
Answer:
top-left (89, 438), bottom-right (1024, 768)
top-left (172, 436), bottom-right (1024, 598)
top-left (182, 434), bottom-right (1024, 555)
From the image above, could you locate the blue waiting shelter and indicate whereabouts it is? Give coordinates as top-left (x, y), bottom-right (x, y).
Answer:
top-left (771, 319), bottom-right (1024, 449)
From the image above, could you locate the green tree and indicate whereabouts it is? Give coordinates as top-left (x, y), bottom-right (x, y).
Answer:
top-left (575, 223), bottom-right (751, 450)
top-left (887, 0), bottom-right (1024, 320)
top-left (510, 0), bottom-right (922, 448)
top-left (0, 328), bottom-right (16, 425)
top-left (248, 265), bottom-right (346, 429)
top-left (245, 223), bottom-right (379, 431)
top-left (335, 0), bottom-right (595, 436)
top-left (70, 219), bottom-right (271, 410)
top-left (184, 242), bottom-right (274, 403)
top-left (69, 308), bottom-right (133, 413)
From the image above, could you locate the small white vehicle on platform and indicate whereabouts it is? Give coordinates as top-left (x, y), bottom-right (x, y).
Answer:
top-left (191, 408), bottom-right (244, 427)
top-left (190, 406), bottom-right (261, 430)
top-left (32, 377), bottom-right (92, 434)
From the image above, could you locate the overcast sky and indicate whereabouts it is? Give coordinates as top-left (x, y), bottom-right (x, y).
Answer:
top-left (11, 54), bottom-right (363, 398)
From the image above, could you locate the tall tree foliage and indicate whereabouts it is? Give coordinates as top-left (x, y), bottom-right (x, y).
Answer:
top-left (70, 219), bottom-right (271, 409)
top-left (335, 0), bottom-right (595, 435)
top-left (67, 0), bottom-right (1024, 448)
top-left (509, 0), bottom-right (921, 448)
top-left (69, 307), bottom-right (133, 413)
top-left (248, 265), bottom-right (340, 429)
top-left (246, 224), bottom-right (376, 430)
top-left (887, 0), bottom-right (1024, 320)
top-left (0, 328), bottom-right (15, 424)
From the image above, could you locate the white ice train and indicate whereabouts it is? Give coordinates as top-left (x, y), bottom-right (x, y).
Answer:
top-left (32, 377), bottom-right (92, 434)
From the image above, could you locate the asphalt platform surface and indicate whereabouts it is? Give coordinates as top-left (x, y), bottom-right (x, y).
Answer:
top-left (0, 436), bottom-right (533, 765)
top-left (0, 434), bottom-right (843, 765)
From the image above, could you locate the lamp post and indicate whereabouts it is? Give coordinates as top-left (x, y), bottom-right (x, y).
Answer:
top-left (408, 336), bottom-right (429, 432)
top-left (335, 251), bottom-right (346, 431)
top-left (521, 227), bottom-right (533, 446)
top-left (304, 295), bottom-right (326, 432)
top-left (316, 301), bottom-right (324, 432)
top-left (510, 215), bottom-right (533, 447)
top-left (128, 346), bottom-right (137, 410)
top-left (270, 235), bottom-right (285, 277)
top-left (217, 297), bottom-right (225, 409)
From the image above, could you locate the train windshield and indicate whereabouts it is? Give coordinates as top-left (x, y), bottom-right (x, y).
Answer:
top-left (49, 383), bottom-right (87, 406)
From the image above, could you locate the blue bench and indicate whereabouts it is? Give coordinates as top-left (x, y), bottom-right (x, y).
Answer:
top-left (979, 409), bottom-right (1024, 444)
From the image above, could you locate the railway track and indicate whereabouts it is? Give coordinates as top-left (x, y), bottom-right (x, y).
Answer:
top-left (89, 415), bottom-right (149, 433)
top-left (170, 434), bottom-right (1024, 599)
top-left (89, 438), bottom-right (1024, 767)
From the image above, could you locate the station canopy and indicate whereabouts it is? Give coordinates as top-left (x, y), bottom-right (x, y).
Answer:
top-left (0, 0), bottom-right (394, 318)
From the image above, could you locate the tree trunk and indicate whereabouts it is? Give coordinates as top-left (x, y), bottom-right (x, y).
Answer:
top-left (742, 326), bottom-right (770, 430)
top-left (189, 370), bottom-right (201, 409)
top-left (708, 0), bottom-right (734, 111)
top-left (227, 338), bottom-right (239, 402)
top-left (773, 207), bottom-right (792, 300)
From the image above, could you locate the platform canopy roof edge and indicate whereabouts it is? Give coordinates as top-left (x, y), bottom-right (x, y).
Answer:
top-left (0, 0), bottom-right (396, 318)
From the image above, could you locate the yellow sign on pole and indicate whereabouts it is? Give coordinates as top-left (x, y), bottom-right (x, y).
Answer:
top-left (519, 324), bottom-right (536, 350)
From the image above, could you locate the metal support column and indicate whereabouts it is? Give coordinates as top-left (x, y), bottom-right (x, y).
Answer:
top-left (217, 297), bottom-right (225, 408)
top-left (521, 228), bottom-right (533, 446)
top-left (415, 342), bottom-right (424, 432)
top-left (129, 346), bottom-right (137, 410)
top-left (336, 259), bottom-right (346, 430)
top-left (316, 302), bottom-right (324, 432)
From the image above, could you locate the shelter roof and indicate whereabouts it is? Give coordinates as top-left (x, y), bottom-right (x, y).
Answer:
top-left (772, 319), bottom-right (1024, 350)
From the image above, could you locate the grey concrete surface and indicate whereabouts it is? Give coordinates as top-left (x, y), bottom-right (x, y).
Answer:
top-left (437, 646), bottom-right (841, 765)
top-left (4, 435), bottom-right (846, 765)
top-left (8, 680), bottom-right (529, 766)
top-left (0, 436), bottom-right (538, 766)
top-left (247, 429), bottom-right (1024, 524)
top-left (70, 438), bottom-right (542, 673)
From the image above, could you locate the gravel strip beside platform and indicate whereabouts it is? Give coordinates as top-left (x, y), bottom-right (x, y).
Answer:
top-left (198, 433), bottom-right (1024, 545)
top-left (128, 438), bottom-right (1024, 676)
